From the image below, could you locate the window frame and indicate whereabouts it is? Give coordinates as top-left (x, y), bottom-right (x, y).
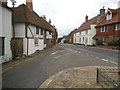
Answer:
top-left (107, 11), bottom-right (112, 20)
top-left (41, 29), bottom-right (43, 35)
top-left (0, 37), bottom-right (5, 56)
top-left (116, 23), bottom-right (120, 30)
top-left (101, 26), bottom-right (108, 32)
top-left (34, 39), bottom-right (39, 46)
top-left (36, 27), bottom-right (39, 35)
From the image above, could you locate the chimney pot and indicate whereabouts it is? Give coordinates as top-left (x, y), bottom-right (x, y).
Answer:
top-left (26, 0), bottom-right (33, 9)
top-left (43, 15), bottom-right (46, 20)
top-left (49, 19), bottom-right (51, 23)
top-left (85, 15), bottom-right (88, 22)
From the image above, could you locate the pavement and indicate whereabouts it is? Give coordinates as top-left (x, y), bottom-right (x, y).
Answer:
top-left (40, 66), bottom-right (117, 88)
top-left (2, 44), bottom-right (118, 88)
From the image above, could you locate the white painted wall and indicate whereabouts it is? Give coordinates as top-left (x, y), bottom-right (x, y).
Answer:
top-left (27, 24), bottom-right (44, 38)
top-left (0, 4), bottom-right (12, 63)
top-left (46, 31), bottom-right (52, 39)
top-left (28, 39), bottom-right (44, 55)
top-left (15, 23), bottom-right (25, 38)
top-left (15, 23), bottom-right (45, 56)
top-left (74, 32), bottom-right (80, 44)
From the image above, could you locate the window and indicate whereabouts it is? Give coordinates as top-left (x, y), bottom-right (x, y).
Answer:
top-left (101, 26), bottom-right (107, 32)
top-left (116, 23), bottom-right (120, 30)
top-left (41, 29), bottom-right (43, 35)
top-left (85, 30), bottom-right (88, 34)
top-left (115, 36), bottom-right (120, 41)
top-left (0, 37), bottom-right (4, 56)
top-left (34, 39), bottom-right (38, 45)
top-left (79, 32), bottom-right (81, 35)
top-left (107, 11), bottom-right (112, 20)
top-left (79, 38), bottom-right (81, 43)
top-left (36, 27), bottom-right (39, 35)
top-left (49, 31), bottom-right (51, 35)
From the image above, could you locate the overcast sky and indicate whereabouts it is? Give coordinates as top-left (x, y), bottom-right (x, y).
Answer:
top-left (8, 0), bottom-right (119, 37)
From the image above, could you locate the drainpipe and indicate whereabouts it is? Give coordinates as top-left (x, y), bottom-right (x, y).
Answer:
top-left (25, 23), bottom-right (29, 56)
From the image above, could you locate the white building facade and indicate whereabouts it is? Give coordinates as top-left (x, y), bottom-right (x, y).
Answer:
top-left (0, 3), bottom-right (12, 64)
top-left (77, 24), bottom-right (96, 46)
top-left (14, 23), bottom-right (52, 56)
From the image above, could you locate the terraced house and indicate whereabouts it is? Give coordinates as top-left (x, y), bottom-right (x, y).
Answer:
top-left (0, 0), bottom-right (57, 63)
top-left (94, 2), bottom-right (120, 45)
top-left (0, 1), bottom-right (12, 64)
top-left (74, 8), bottom-right (105, 46)
top-left (12, 0), bottom-right (57, 56)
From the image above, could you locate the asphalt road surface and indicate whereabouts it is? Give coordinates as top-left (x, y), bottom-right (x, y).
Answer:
top-left (2, 44), bottom-right (118, 88)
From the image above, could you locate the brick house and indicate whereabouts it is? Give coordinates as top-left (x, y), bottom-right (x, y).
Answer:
top-left (67, 29), bottom-right (77, 44)
top-left (94, 7), bottom-right (120, 45)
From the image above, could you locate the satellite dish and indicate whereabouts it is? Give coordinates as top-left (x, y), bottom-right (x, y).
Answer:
top-left (10, 0), bottom-right (16, 3)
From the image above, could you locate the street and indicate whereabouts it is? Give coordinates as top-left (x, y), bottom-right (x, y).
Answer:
top-left (2, 44), bottom-right (118, 88)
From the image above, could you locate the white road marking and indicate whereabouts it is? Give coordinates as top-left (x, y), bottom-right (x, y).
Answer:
top-left (91, 55), bottom-right (93, 57)
top-left (96, 57), bottom-right (100, 59)
top-left (51, 50), bottom-right (59, 55)
top-left (54, 53), bottom-right (70, 59)
top-left (110, 61), bottom-right (118, 65)
top-left (54, 55), bottom-right (62, 59)
top-left (101, 59), bottom-right (109, 62)
top-left (47, 79), bottom-right (52, 86)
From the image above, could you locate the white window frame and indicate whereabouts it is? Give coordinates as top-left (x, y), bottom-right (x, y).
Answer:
top-left (36, 27), bottom-right (39, 35)
top-left (34, 39), bottom-right (39, 46)
top-left (116, 23), bottom-right (120, 30)
top-left (101, 26), bottom-right (108, 32)
top-left (106, 11), bottom-right (112, 20)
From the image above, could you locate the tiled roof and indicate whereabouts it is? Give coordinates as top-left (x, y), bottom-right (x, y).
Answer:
top-left (96, 8), bottom-right (120, 27)
top-left (75, 15), bottom-right (105, 33)
top-left (13, 4), bottom-right (55, 32)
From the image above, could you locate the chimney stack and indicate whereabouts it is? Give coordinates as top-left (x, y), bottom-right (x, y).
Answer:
top-left (85, 15), bottom-right (88, 22)
top-left (100, 7), bottom-right (105, 15)
top-left (49, 19), bottom-right (51, 24)
top-left (43, 15), bottom-right (46, 20)
top-left (1, 0), bottom-right (7, 6)
top-left (26, 0), bottom-right (33, 9)
top-left (118, 1), bottom-right (120, 8)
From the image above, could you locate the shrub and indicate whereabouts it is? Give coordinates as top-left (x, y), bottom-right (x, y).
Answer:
top-left (96, 40), bottom-right (103, 45)
top-left (10, 39), bottom-right (20, 58)
top-left (107, 40), bottom-right (120, 46)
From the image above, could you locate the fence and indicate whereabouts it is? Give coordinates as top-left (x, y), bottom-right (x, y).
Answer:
top-left (97, 68), bottom-right (120, 88)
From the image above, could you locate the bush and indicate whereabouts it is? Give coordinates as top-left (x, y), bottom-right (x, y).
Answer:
top-left (10, 39), bottom-right (20, 58)
top-left (96, 40), bottom-right (103, 45)
top-left (107, 40), bottom-right (120, 46)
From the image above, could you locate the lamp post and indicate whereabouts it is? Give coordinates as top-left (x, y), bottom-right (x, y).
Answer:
top-left (10, 0), bottom-right (16, 59)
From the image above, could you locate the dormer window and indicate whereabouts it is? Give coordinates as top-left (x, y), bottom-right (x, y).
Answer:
top-left (107, 11), bottom-right (112, 20)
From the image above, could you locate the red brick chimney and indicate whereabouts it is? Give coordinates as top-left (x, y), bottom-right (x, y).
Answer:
top-left (85, 15), bottom-right (88, 22)
top-left (100, 7), bottom-right (105, 15)
top-left (26, 0), bottom-right (33, 9)
top-left (1, 0), bottom-right (8, 6)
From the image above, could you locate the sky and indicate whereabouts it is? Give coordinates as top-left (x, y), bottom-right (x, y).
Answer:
top-left (7, 0), bottom-right (119, 37)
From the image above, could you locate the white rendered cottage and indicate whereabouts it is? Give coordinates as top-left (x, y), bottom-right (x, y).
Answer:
top-left (13, 4), bottom-right (52, 56)
top-left (0, 2), bottom-right (12, 63)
